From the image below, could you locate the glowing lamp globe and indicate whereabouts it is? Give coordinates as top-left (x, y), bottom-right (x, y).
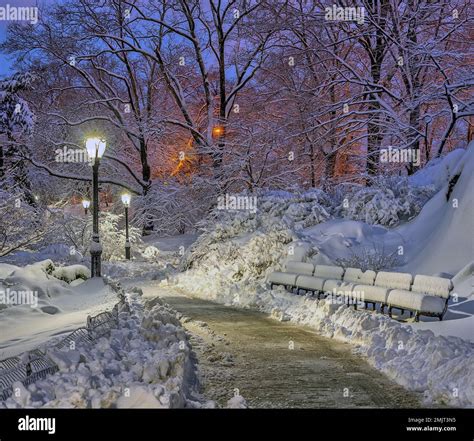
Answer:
top-left (82, 199), bottom-right (91, 209)
top-left (86, 137), bottom-right (106, 160)
top-left (121, 193), bottom-right (131, 207)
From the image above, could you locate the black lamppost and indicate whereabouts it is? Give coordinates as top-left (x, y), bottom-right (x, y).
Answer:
top-left (121, 193), bottom-right (131, 260)
top-left (86, 137), bottom-right (106, 277)
top-left (82, 199), bottom-right (90, 215)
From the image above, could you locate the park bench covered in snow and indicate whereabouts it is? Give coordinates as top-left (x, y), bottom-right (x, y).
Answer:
top-left (386, 275), bottom-right (452, 321)
top-left (266, 262), bottom-right (453, 321)
top-left (266, 261), bottom-right (315, 291)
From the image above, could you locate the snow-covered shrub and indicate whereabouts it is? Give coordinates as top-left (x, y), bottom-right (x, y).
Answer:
top-left (181, 189), bottom-right (334, 278)
top-left (182, 227), bottom-right (293, 283)
top-left (32, 259), bottom-right (56, 275)
top-left (141, 246), bottom-right (160, 261)
top-left (52, 264), bottom-right (90, 283)
top-left (283, 201), bottom-right (330, 230)
top-left (334, 242), bottom-right (403, 272)
top-left (335, 177), bottom-right (435, 227)
top-left (2, 260), bottom-right (76, 305)
top-left (133, 178), bottom-right (215, 236)
top-left (99, 213), bottom-right (142, 261)
top-left (197, 189), bottom-right (333, 239)
top-left (58, 212), bottom-right (142, 261)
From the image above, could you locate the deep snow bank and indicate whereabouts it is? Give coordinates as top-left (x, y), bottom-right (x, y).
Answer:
top-left (0, 261), bottom-right (115, 357)
top-left (398, 146), bottom-right (473, 275)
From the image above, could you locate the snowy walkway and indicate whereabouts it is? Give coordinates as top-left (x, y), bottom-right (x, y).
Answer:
top-left (137, 282), bottom-right (422, 408)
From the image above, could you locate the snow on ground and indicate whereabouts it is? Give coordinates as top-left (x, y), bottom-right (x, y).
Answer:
top-left (0, 261), bottom-right (116, 358)
top-left (0, 230), bottom-right (198, 360)
top-left (143, 233), bottom-right (198, 252)
top-left (398, 147), bottom-right (473, 276)
top-left (1, 292), bottom-right (210, 409)
top-left (102, 234), bottom-right (198, 286)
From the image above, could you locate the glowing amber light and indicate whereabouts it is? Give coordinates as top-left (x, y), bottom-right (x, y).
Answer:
top-left (212, 125), bottom-right (225, 138)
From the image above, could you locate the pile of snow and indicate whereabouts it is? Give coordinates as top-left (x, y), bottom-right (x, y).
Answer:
top-left (0, 260), bottom-right (90, 302)
top-left (398, 146), bottom-right (473, 276)
top-left (52, 265), bottom-right (90, 283)
top-left (0, 262), bottom-right (116, 357)
top-left (1, 260), bottom-right (74, 304)
top-left (1, 292), bottom-right (208, 409)
top-left (408, 148), bottom-right (467, 189)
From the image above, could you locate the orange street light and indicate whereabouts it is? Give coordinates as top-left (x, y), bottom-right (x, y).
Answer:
top-left (212, 125), bottom-right (225, 138)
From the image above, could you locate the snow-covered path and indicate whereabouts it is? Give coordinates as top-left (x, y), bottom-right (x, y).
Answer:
top-left (135, 281), bottom-right (422, 408)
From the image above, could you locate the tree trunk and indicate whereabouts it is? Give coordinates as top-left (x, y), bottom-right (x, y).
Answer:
top-left (406, 105), bottom-right (421, 175)
top-left (324, 151), bottom-right (337, 190)
top-left (365, 0), bottom-right (390, 182)
top-left (0, 143), bottom-right (4, 180)
top-left (309, 143), bottom-right (316, 188)
top-left (366, 106), bottom-right (382, 179)
top-left (139, 137), bottom-right (154, 235)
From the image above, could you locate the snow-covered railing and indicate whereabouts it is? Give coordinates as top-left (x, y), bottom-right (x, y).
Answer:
top-left (0, 294), bottom-right (129, 402)
top-left (54, 327), bottom-right (93, 351)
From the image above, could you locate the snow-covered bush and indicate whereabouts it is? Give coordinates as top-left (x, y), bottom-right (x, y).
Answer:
top-left (99, 213), bottom-right (142, 261)
top-left (52, 264), bottom-right (90, 283)
top-left (197, 189), bottom-right (333, 240)
top-left (1, 260), bottom-right (75, 305)
top-left (58, 211), bottom-right (142, 261)
top-left (133, 178), bottom-right (215, 236)
top-left (335, 177), bottom-right (435, 227)
top-left (334, 242), bottom-right (403, 272)
top-left (182, 227), bottom-right (293, 284)
top-left (141, 246), bottom-right (160, 261)
top-left (181, 191), bottom-right (321, 277)
top-left (31, 259), bottom-right (56, 275)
